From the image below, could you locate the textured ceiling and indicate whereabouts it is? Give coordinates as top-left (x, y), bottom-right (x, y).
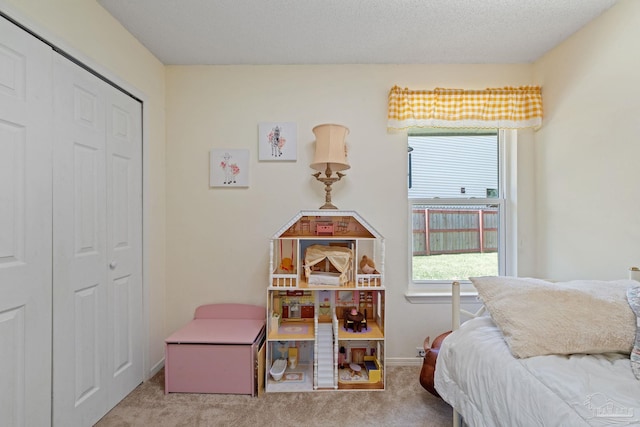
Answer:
top-left (97, 0), bottom-right (619, 65)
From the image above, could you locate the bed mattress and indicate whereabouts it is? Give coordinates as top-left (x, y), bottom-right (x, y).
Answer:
top-left (434, 316), bottom-right (640, 427)
top-left (308, 271), bottom-right (341, 286)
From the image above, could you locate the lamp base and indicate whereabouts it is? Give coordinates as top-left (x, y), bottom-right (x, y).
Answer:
top-left (319, 201), bottom-right (338, 210)
top-left (312, 169), bottom-right (345, 211)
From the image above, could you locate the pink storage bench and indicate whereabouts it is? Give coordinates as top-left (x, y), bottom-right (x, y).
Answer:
top-left (165, 303), bottom-right (266, 396)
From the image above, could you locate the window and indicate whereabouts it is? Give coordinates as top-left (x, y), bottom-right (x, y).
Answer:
top-left (407, 130), bottom-right (510, 297)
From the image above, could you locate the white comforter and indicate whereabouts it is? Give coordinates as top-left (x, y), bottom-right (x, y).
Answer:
top-left (434, 316), bottom-right (640, 427)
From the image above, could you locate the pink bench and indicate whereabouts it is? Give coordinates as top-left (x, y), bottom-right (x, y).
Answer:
top-left (165, 303), bottom-right (266, 395)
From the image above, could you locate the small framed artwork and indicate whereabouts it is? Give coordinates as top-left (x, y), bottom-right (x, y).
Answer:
top-left (210, 149), bottom-right (249, 187)
top-left (258, 122), bottom-right (297, 161)
top-left (338, 290), bottom-right (354, 303)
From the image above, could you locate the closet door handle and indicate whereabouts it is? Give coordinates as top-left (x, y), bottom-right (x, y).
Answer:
top-left (109, 261), bottom-right (118, 270)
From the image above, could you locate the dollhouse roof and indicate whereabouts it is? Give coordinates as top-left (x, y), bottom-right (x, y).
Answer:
top-left (271, 210), bottom-right (384, 240)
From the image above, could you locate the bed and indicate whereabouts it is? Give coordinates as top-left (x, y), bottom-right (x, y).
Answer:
top-left (434, 269), bottom-right (640, 427)
top-left (304, 244), bottom-right (353, 286)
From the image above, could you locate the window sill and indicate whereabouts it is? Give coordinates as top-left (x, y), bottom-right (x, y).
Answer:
top-left (404, 290), bottom-right (479, 304)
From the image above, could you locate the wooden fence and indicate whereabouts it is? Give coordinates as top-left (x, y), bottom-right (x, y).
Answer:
top-left (412, 208), bottom-right (498, 256)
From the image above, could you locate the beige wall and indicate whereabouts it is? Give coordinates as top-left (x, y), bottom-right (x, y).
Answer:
top-left (165, 64), bottom-right (535, 358)
top-left (1, 0), bottom-right (167, 376)
top-left (5, 0), bottom-right (636, 365)
top-left (533, 0), bottom-right (640, 280)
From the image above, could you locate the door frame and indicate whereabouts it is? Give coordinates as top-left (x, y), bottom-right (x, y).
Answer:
top-left (0, 4), bottom-right (155, 380)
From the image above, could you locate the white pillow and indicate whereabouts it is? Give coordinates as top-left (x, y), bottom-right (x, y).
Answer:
top-left (470, 276), bottom-right (636, 358)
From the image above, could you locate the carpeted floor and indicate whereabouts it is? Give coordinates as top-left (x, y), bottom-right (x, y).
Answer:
top-left (95, 365), bottom-right (453, 427)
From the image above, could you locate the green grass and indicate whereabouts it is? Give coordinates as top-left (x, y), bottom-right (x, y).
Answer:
top-left (412, 252), bottom-right (498, 280)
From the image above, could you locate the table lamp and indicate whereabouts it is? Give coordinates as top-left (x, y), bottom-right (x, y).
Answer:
top-left (310, 124), bottom-right (350, 209)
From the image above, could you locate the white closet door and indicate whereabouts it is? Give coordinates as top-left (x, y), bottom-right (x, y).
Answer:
top-left (53, 54), bottom-right (143, 426)
top-left (105, 71), bottom-right (143, 410)
top-left (0, 17), bottom-right (53, 427)
top-left (53, 53), bottom-right (109, 426)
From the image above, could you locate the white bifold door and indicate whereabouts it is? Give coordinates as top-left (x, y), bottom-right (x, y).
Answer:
top-left (0, 16), bottom-right (54, 427)
top-left (52, 54), bottom-right (143, 426)
top-left (0, 15), bottom-right (143, 427)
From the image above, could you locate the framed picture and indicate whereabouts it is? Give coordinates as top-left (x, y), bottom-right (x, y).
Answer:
top-left (210, 149), bottom-right (249, 187)
top-left (338, 290), bottom-right (354, 303)
top-left (258, 122), bottom-right (297, 161)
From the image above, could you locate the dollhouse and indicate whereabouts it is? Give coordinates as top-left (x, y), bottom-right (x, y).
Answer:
top-left (266, 211), bottom-right (385, 392)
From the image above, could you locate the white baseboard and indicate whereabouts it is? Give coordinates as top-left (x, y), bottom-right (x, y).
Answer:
top-left (386, 357), bottom-right (423, 367)
top-left (147, 358), bottom-right (165, 380)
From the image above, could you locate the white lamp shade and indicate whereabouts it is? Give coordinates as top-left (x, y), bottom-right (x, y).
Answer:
top-left (310, 124), bottom-right (350, 172)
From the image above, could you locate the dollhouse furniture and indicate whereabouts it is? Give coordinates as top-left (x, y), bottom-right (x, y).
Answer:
top-left (316, 222), bottom-right (334, 236)
top-left (344, 308), bottom-right (365, 332)
top-left (363, 356), bottom-right (382, 383)
top-left (359, 309), bottom-right (367, 330)
top-left (267, 210), bottom-right (385, 392)
top-left (360, 308), bottom-right (367, 331)
top-left (304, 244), bottom-right (353, 286)
top-left (336, 217), bottom-right (350, 233)
top-left (164, 303), bottom-right (266, 396)
top-left (269, 358), bottom-right (287, 381)
top-left (343, 308), bottom-right (354, 331)
top-left (349, 363), bottom-right (361, 377)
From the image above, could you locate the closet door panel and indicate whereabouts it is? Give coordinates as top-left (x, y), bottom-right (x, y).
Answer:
top-left (53, 53), bottom-right (143, 425)
top-left (0, 307), bottom-right (26, 426)
top-left (0, 123), bottom-right (25, 264)
top-left (106, 87), bottom-right (143, 408)
top-left (0, 16), bottom-right (53, 427)
top-left (53, 54), bottom-right (109, 427)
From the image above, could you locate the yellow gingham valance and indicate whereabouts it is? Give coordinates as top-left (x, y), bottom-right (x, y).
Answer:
top-left (387, 85), bottom-right (543, 130)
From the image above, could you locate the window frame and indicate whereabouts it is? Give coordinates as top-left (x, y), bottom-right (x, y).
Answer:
top-left (405, 129), bottom-right (516, 303)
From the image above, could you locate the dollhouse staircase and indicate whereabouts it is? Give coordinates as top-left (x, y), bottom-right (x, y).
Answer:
top-left (315, 322), bottom-right (335, 389)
